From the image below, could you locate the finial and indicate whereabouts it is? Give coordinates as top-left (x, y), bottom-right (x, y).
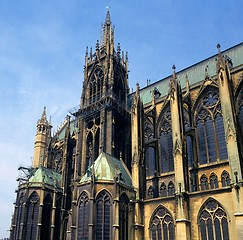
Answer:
top-left (117, 43), bottom-right (121, 56)
top-left (105, 6), bottom-right (111, 25)
top-left (172, 65), bottom-right (176, 78)
top-left (96, 40), bottom-right (99, 51)
top-left (136, 83), bottom-right (140, 94)
top-left (217, 43), bottom-right (221, 54)
top-left (41, 106), bottom-right (47, 120)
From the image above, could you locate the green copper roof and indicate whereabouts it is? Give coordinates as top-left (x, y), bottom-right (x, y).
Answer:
top-left (29, 166), bottom-right (62, 189)
top-left (137, 42), bottom-right (243, 105)
top-left (80, 152), bottom-right (133, 188)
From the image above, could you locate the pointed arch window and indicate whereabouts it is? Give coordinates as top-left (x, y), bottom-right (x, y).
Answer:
top-left (78, 192), bottom-right (89, 240)
top-left (159, 109), bottom-right (174, 173)
top-left (24, 192), bottom-right (40, 240)
top-left (167, 181), bottom-right (175, 196)
top-left (54, 197), bottom-right (62, 240)
top-left (89, 67), bottom-right (104, 103)
top-left (159, 183), bottom-right (167, 197)
top-left (145, 146), bottom-right (156, 177)
top-left (209, 173), bottom-right (219, 189)
top-left (96, 191), bottom-right (111, 240)
top-left (150, 206), bottom-right (175, 240)
top-left (200, 175), bottom-right (209, 191)
top-left (195, 89), bottom-right (228, 165)
top-left (119, 193), bottom-right (129, 240)
top-left (198, 199), bottom-right (229, 240)
top-left (147, 185), bottom-right (154, 199)
top-left (41, 194), bottom-right (52, 240)
top-left (14, 194), bottom-right (25, 240)
top-left (221, 171), bottom-right (230, 187)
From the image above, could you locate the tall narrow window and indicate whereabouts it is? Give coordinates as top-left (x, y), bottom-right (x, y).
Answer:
top-left (221, 171), bottom-right (230, 187)
top-left (150, 206), bottom-right (175, 240)
top-left (146, 147), bottom-right (156, 177)
top-left (78, 192), bottom-right (89, 240)
top-left (198, 198), bottom-right (229, 240)
top-left (200, 175), bottom-right (209, 191)
top-left (54, 197), bottom-right (61, 240)
top-left (209, 173), bottom-right (219, 189)
top-left (160, 183), bottom-right (167, 197)
top-left (14, 194), bottom-right (24, 240)
top-left (96, 191), bottom-right (111, 240)
top-left (167, 181), bottom-right (175, 196)
top-left (24, 192), bottom-right (40, 240)
top-left (195, 89), bottom-right (228, 164)
top-left (119, 193), bottom-right (129, 240)
top-left (41, 194), bottom-right (52, 240)
top-left (159, 110), bottom-right (174, 173)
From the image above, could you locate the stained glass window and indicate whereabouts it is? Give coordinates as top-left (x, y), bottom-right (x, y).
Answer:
top-left (221, 171), bottom-right (230, 187)
top-left (195, 89), bottom-right (228, 164)
top-left (160, 183), bottom-right (167, 197)
top-left (167, 181), bottom-right (175, 196)
top-left (209, 173), bottom-right (219, 189)
top-left (78, 192), bottom-right (89, 240)
top-left (41, 194), bottom-right (52, 240)
top-left (159, 110), bottom-right (174, 173)
top-left (96, 191), bottom-right (111, 240)
top-left (198, 199), bottom-right (229, 240)
top-left (119, 193), bottom-right (129, 240)
top-left (24, 192), bottom-right (40, 240)
top-left (150, 206), bottom-right (175, 240)
top-left (200, 175), bottom-right (209, 191)
top-left (146, 147), bottom-right (156, 177)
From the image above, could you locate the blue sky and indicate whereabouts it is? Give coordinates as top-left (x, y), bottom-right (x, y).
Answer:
top-left (0, 0), bottom-right (242, 238)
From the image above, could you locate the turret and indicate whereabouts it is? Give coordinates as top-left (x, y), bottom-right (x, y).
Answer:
top-left (33, 107), bottom-right (52, 168)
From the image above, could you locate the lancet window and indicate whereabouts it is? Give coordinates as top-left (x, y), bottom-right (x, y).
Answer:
top-left (167, 181), bottom-right (175, 196)
top-left (145, 146), bottom-right (156, 177)
top-left (89, 67), bottom-right (104, 103)
top-left (209, 173), bottom-right (219, 189)
top-left (236, 84), bottom-right (243, 141)
top-left (13, 194), bottom-right (24, 240)
top-left (41, 194), bottom-right (52, 240)
top-left (78, 192), bottom-right (89, 240)
top-left (198, 198), bottom-right (229, 240)
top-left (96, 191), bottom-right (111, 240)
top-left (159, 182), bottom-right (167, 197)
top-left (150, 206), bottom-right (175, 240)
top-left (195, 89), bottom-right (228, 165)
top-left (200, 175), bottom-right (209, 191)
top-left (119, 193), bottom-right (129, 240)
top-left (159, 109), bottom-right (174, 173)
top-left (24, 192), bottom-right (40, 240)
top-left (221, 171), bottom-right (230, 187)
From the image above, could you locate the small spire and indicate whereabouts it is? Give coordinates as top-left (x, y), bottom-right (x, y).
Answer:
top-left (136, 83), bottom-right (140, 95)
top-left (217, 43), bottom-right (221, 54)
top-left (41, 106), bottom-right (47, 121)
top-left (96, 40), bottom-right (99, 51)
top-left (105, 6), bottom-right (111, 25)
top-left (172, 65), bottom-right (176, 79)
top-left (117, 43), bottom-right (121, 56)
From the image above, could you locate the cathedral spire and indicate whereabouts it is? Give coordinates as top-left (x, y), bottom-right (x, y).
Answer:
top-left (33, 107), bottom-right (51, 168)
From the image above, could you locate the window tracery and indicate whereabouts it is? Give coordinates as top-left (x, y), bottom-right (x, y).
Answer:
top-left (195, 89), bottom-right (228, 164)
top-left (119, 193), bottom-right (129, 240)
top-left (96, 191), bottom-right (111, 240)
top-left (200, 175), bottom-right (209, 191)
top-left (145, 117), bottom-right (154, 142)
top-left (198, 199), bottom-right (229, 240)
top-left (78, 192), bottom-right (89, 240)
top-left (150, 206), bottom-right (175, 240)
top-left (89, 67), bottom-right (104, 103)
top-left (209, 173), bottom-right (219, 189)
top-left (147, 185), bottom-right (154, 199)
top-left (159, 109), bottom-right (174, 173)
top-left (221, 171), bottom-right (230, 187)
top-left (25, 192), bottom-right (40, 240)
top-left (167, 181), bottom-right (175, 196)
top-left (159, 182), bottom-right (167, 197)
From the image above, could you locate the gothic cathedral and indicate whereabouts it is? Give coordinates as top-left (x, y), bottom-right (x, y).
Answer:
top-left (10, 10), bottom-right (243, 240)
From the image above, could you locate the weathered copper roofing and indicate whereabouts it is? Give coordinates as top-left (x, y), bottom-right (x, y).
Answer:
top-left (29, 166), bottom-right (62, 189)
top-left (133, 42), bottom-right (243, 106)
top-left (80, 152), bottom-right (133, 188)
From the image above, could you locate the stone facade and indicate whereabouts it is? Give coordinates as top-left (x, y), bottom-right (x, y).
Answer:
top-left (10, 10), bottom-right (243, 240)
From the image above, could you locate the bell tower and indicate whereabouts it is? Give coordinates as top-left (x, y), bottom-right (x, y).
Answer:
top-left (77, 9), bottom-right (130, 177)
